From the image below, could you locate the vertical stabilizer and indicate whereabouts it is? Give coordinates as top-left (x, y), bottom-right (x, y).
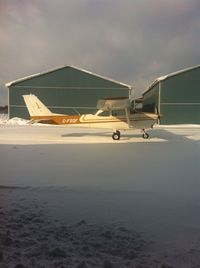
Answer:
top-left (23, 94), bottom-right (53, 117)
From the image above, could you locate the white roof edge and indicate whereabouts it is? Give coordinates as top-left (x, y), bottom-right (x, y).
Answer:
top-left (157, 64), bottom-right (200, 81)
top-left (5, 64), bottom-right (132, 89)
top-left (143, 64), bottom-right (200, 95)
top-left (6, 71), bottom-right (43, 87)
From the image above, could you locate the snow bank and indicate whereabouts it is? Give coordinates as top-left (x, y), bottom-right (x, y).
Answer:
top-left (0, 113), bottom-right (8, 124)
top-left (0, 115), bottom-right (29, 125)
top-left (3, 117), bottom-right (29, 125)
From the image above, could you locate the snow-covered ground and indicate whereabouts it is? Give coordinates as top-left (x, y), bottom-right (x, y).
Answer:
top-left (0, 120), bottom-right (200, 267)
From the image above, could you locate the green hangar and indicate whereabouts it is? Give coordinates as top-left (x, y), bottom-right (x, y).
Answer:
top-left (6, 65), bottom-right (132, 119)
top-left (142, 65), bottom-right (200, 124)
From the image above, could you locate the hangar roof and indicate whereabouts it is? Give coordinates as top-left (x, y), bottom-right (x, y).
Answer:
top-left (6, 65), bottom-right (132, 90)
top-left (143, 64), bottom-right (200, 95)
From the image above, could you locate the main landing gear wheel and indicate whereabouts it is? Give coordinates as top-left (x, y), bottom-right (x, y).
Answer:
top-left (112, 130), bottom-right (121, 140)
top-left (142, 132), bottom-right (149, 139)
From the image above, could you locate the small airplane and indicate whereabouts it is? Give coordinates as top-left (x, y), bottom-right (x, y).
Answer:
top-left (23, 94), bottom-right (159, 140)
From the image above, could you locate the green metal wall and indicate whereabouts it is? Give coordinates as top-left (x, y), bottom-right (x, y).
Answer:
top-left (142, 83), bottom-right (159, 112)
top-left (160, 67), bottom-right (200, 124)
top-left (160, 105), bottom-right (200, 124)
top-left (8, 67), bottom-right (129, 119)
top-left (143, 66), bottom-right (200, 124)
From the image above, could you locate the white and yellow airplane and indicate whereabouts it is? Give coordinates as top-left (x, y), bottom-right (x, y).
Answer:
top-left (23, 94), bottom-right (159, 140)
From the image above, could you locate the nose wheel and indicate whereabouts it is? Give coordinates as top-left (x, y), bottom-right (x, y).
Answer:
top-left (142, 129), bottom-right (149, 139)
top-left (112, 130), bottom-right (121, 140)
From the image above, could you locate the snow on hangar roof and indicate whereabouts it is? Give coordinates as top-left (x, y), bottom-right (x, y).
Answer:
top-left (5, 65), bottom-right (132, 90)
top-left (143, 64), bottom-right (200, 95)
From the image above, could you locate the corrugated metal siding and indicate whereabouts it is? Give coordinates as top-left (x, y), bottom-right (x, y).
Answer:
top-left (160, 67), bottom-right (200, 124)
top-left (142, 66), bottom-right (200, 125)
top-left (161, 68), bottom-right (200, 103)
top-left (143, 83), bottom-right (159, 112)
top-left (8, 67), bottom-right (129, 118)
top-left (160, 104), bottom-right (200, 124)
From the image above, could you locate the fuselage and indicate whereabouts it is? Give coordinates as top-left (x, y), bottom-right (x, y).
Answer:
top-left (31, 112), bottom-right (158, 131)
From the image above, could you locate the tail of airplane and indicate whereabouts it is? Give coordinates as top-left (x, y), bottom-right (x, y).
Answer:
top-left (23, 94), bottom-right (54, 117)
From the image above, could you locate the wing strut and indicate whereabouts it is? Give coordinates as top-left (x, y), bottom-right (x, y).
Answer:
top-left (125, 107), bottom-right (131, 127)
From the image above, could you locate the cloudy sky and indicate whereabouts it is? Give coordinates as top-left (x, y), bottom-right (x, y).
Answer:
top-left (0, 0), bottom-right (200, 105)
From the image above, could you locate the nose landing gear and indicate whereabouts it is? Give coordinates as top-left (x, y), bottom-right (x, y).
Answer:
top-left (112, 130), bottom-right (121, 140)
top-left (142, 129), bottom-right (149, 139)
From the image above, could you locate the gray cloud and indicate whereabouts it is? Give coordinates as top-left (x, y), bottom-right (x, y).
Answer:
top-left (0, 0), bottom-right (200, 104)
